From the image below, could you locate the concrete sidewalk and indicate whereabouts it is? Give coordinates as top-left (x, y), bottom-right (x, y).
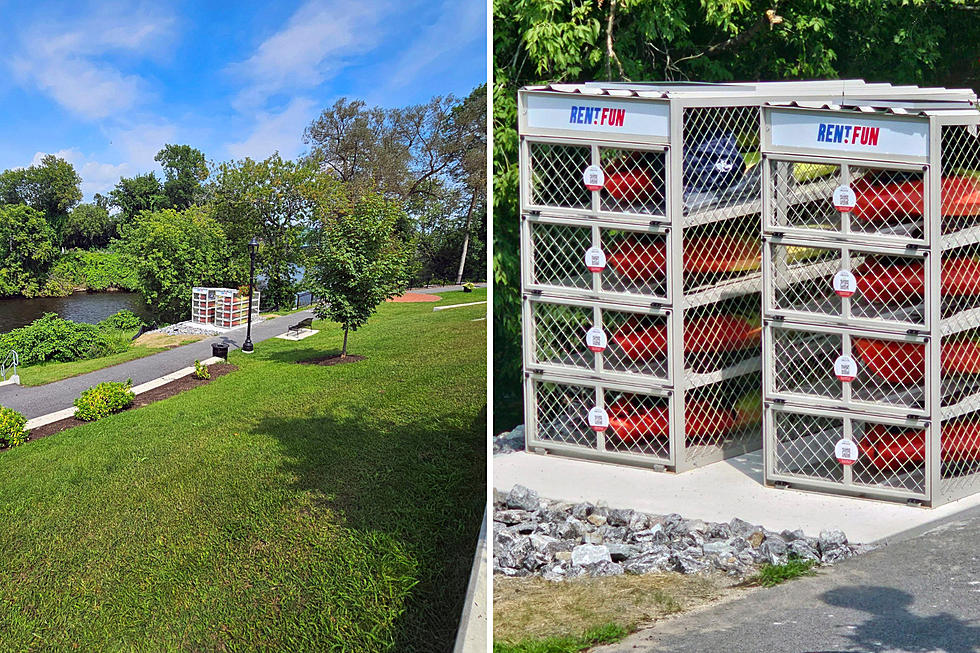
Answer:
top-left (494, 450), bottom-right (980, 544)
top-left (0, 310), bottom-right (313, 419)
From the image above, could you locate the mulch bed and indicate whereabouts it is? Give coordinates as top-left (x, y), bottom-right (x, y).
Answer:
top-left (21, 363), bottom-right (238, 444)
top-left (388, 292), bottom-right (440, 303)
top-left (297, 354), bottom-right (366, 366)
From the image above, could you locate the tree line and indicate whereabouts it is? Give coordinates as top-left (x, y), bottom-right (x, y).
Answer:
top-left (0, 85), bottom-right (487, 325)
top-left (492, 0), bottom-right (980, 430)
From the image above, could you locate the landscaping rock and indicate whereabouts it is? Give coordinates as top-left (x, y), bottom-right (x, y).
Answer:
top-left (493, 425), bottom-right (526, 455)
top-left (492, 486), bottom-right (864, 581)
top-left (606, 542), bottom-right (639, 562)
top-left (505, 485), bottom-right (541, 512)
top-left (589, 561), bottom-right (625, 577)
top-left (571, 544), bottom-right (611, 566)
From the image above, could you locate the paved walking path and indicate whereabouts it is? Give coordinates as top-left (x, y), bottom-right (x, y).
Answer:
top-left (597, 504), bottom-right (980, 653)
top-left (0, 310), bottom-right (314, 419)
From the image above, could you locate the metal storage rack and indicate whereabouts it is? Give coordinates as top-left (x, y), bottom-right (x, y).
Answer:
top-left (761, 98), bottom-right (980, 506)
top-left (192, 287), bottom-right (259, 328)
top-left (519, 81), bottom-right (975, 473)
top-left (191, 287), bottom-right (217, 325)
top-left (215, 289), bottom-right (260, 328)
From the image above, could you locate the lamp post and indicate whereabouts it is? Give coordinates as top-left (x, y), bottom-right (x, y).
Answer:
top-left (242, 237), bottom-right (259, 354)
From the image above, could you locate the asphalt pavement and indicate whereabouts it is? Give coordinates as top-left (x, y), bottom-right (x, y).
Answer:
top-left (0, 310), bottom-right (314, 419)
top-left (596, 504), bottom-right (980, 653)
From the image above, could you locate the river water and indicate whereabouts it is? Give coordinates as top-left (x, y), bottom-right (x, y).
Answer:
top-left (0, 292), bottom-right (152, 333)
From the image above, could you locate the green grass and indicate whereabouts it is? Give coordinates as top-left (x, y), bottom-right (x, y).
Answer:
top-left (0, 290), bottom-right (486, 651)
top-left (750, 557), bottom-right (819, 587)
top-left (494, 623), bottom-right (630, 653)
top-left (17, 344), bottom-right (166, 386)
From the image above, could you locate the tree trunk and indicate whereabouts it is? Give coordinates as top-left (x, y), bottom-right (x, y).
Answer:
top-left (342, 325), bottom-right (349, 358)
top-left (455, 192), bottom-right (477, 285)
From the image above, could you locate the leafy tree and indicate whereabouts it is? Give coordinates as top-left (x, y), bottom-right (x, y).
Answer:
top-left (63, 203), bottom-right (117, 249)
top-left (210, 153), bottom-right (337, 309)
top-left (118, 207), bottom-right (244, 322)
top-left (0, 205), bottom-right (58, 297)
top-left (303, 98), bottom-right (408, 197)
top-left (110, 172), bottom-right (171, 222)
top-left (0, 155), bottom-right (82, 238)
top-left (446, 84), bottom-right (487, 283)
top-left (306, 194), bottom-right (412, 357)
top-left (155, 144), bottom-right (209, 210)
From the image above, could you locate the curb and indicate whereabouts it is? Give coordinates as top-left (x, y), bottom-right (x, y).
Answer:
top-left (24, 356), bottom-right (224, 430)
top-left (453, 507), bottom-right (488, 653)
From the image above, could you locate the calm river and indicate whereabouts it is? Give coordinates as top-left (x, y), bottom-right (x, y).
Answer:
top-left (0, 292), bottom-right (152, 333)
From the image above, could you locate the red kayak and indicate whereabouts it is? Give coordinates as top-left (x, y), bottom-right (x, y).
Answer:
top-left (853, 258), bottom-right (980, 299)
top-left (607, 235), bottom-right (760, 282)
top-left (852, 338), bottom-right (980, 384)
top-left (607, 398), bottom-right (741, 445)
top-left (850, 175), bottom-right (980, 220)
top-left (604, 169), bottom-right (658, 202)
top-left (610, 315), bottom-right (759, 362)
top-left (860, 422), bottom-right (980, 472)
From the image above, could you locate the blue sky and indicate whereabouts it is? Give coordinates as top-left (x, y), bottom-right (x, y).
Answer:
top-left (0, 0), bottom-right (486, 200)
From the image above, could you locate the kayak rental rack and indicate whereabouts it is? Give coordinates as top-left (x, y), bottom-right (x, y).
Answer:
top-left (517, 80), bottom-right (979, 484)
top-left (761, 100), bottom-right (980, 506)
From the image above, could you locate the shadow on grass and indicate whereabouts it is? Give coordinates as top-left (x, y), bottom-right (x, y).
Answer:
top-left (255, 402), bottom-right (487, 652)
top-left (258, 347), bottom-right (343, 365)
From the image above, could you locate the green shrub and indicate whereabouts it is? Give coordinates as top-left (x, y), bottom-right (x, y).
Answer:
top-left (97, 310), bottom-right (145, 332)
top-left (73, 380), bottom-right (135, 422)
top-left (0, 314), bottom-right (127, 366)
top-left (0, 406), bottom-right (28, 448)
top-left (193, 360), bottom-right (210, 380)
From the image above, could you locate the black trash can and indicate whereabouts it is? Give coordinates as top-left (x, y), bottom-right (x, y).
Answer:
top-left (212, 343), bottom-right (229, 360)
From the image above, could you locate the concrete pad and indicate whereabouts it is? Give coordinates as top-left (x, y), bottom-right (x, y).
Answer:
top-left (275, 328), bottom-right (319, 341)
top-left (493, 451), bottom-right (980, 544)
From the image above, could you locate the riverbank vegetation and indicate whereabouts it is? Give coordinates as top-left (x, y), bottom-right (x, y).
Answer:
top-left (0, 310), bottom-right (143, 367)
top-left (0, 86), bottom-right (487, 323)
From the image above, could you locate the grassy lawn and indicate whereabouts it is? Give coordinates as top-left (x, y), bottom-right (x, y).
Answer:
top-left (0, 291), bottom-right (486, 651)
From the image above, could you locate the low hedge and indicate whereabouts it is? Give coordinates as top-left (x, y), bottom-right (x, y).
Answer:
top-left (73, 380), bottom-right (135, 422)
top-left (0, 406), bottom-right (28, 447)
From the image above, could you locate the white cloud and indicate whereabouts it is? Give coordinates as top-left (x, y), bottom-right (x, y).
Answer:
top-left (228, 0), bottom-right (390, 110)
top-left (109, 122), bottom-right (179, 171)
top-left (7, 9), bottom-right (174, 120)
top-left (379, 0), bottom-right (484, 94)
top-left (226, 97), bottom-right (318, 161)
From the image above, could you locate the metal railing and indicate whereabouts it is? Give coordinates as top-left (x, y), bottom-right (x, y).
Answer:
top-left (1, 350), bottom-right (18, 382)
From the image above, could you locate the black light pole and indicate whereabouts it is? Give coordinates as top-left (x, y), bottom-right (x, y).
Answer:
top-left (242, 237), bottom-right (259, 354)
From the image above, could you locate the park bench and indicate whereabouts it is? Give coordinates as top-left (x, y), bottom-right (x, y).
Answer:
top-left (287, 317), bottom-right (314, 336)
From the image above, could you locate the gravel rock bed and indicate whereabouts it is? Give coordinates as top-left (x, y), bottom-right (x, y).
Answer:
top-left (494, 484), bottom-right (869, 581)
top-left (153, 318), bottom-right (267, 336)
